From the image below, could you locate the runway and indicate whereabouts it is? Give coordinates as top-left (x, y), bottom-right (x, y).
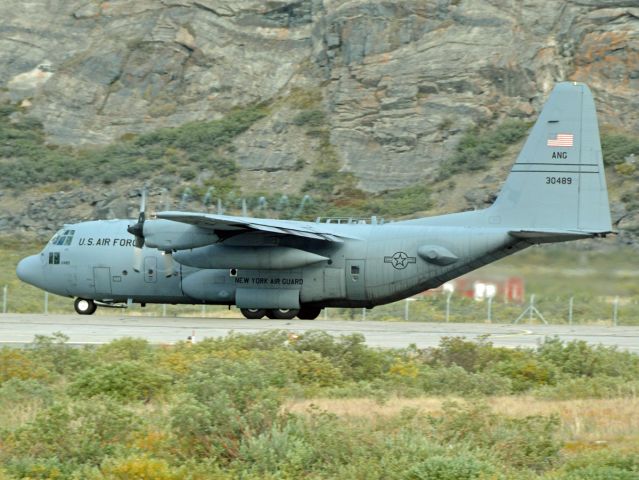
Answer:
top-left (1, 314), bottom-right (638, 352)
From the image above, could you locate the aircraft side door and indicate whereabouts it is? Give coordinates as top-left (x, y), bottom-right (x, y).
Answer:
top-left (93, 267), bottom-right (112, 296)
top-left (345, 259), bottom-right (366, 301)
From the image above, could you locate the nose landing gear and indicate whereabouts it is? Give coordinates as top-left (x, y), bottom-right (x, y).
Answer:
top-left (74, 298), bottom-right (97, 315)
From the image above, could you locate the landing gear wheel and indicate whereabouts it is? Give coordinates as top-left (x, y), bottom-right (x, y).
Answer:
top-left (297, 307), bottom-right (321, 320)
top-left (74, 298), bottom-right (97, 315)
top-left (240, 308), bottom-right (266, 319)
top-left (266, 308), bottom-right (299, 320)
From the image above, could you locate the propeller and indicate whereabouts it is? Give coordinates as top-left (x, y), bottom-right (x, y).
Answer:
top-left (162, 250), bottom-right (174, 277)
top-left (127, 187), bottom-right (147, 272)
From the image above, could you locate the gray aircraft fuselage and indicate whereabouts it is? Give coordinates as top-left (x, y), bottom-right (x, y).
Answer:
top-left (18, 217), bottom-right (520, 309)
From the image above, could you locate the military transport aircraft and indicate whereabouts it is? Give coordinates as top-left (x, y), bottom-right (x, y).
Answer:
top-left (17, 82), bottom-right (612, 319)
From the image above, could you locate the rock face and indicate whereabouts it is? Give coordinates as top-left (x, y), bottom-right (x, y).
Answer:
top-left (1, 0), bottom-right (638, 238)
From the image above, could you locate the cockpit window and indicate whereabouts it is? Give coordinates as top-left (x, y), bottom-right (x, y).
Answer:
top-left (50, 229), bottom-right (75, 246)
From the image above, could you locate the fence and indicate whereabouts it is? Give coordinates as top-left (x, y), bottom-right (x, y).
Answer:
top-left (2, 284), bottom-right (638, 326)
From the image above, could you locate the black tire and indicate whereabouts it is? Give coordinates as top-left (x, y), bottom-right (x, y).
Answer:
top-left (266, 308), bottom-right (299, 320)
top-left (297, 307), bottom-right (321, 320)
top-left (240, 308), bottom-right (266, 319)
top-left (74, 298), bottom-right (97, 315)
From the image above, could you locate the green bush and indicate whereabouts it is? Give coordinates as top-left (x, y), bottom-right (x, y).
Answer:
top-left (170, 358), bottom-right (283, 459)
top-left (27, 332), bottom-right (90, 377)
top-left (559, 450), bottom-right (639, 478)
top-left (601, 132), bottom-right (639, 166)
top-left (441, 120), bottom-right (530, 176)
top-left (423, 365), bottom-right (513, 396)
top-left (0, 378), bottom-right (52, 405)
top-left (538, 337), bottom-right (639, 379)
top-left (404, 454), bottom-right (494, 480)
top-left (95, 337), bottom-right (154, 363)
top-left (2, 399), bottom-right (139, 466)
top-left (534, 376), bottom-right (639, 400)
top-left (293, 109), bottom-right (325, 128)
top-left (428, 401), bottom-right (561, 470)
top-left (293, 331), bottom-right (390, 381)
top-left (69, 361), bottom-right (171, 402)
top-left (0, 348), bottom-right (49, 383)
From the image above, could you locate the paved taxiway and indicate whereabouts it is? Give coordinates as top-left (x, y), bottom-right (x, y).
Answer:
top-left (1, 314), bottom-right (638, 351)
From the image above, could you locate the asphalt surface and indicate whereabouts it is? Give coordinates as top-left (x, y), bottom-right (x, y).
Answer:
top-left (1, 314), bottom-right (638, 351)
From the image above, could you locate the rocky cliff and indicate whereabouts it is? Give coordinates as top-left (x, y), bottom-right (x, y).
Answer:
top-left (1, 0), bottom-right (638, 242)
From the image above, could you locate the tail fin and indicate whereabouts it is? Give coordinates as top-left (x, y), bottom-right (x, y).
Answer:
top-left (489, 82), bottom-right (612, 235)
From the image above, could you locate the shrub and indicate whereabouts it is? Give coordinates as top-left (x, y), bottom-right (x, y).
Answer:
top-left (404, 454), bottom-right (494, 480)
top-left (442, 120), bottom-right (530, 175)
top-left (491, 354), bottom-right (557, 392)
top-left (28, 332), bottom-right (89, 377)
top-left (170, 358), bottom-right (284, 459)
top-left (69, 361), bottom-right (171, 402)
top-left (601, 132), bottom-right (639, 166)
top-left (559, 450), bottom-right (639, 479)
top-left (96, 337), bottom-right (154, 363)
top-left (534, 376), bottom-right (639, 399)
top-left (0, 378), bottom-right (51, 405)
top-left (537, 337), bottom-right (639, 379)
top-left (294, 331), bottom-right (390, 381)
top-left (0, 348), bottom-right (48, 383)
top-left (293, 109), bottom-right (325, 128)
top-left (97, 456), bottom-right (178, 480)
top-left (428, 401), bottom-right (561, 470)
top-left (3, 399), bottom-right (139, 465)
top-left (427, 337), bottom-right (516, 373)
top-left (423, 365), bottom-right (513, 396)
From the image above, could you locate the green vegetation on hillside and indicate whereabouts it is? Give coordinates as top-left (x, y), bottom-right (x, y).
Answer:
top-left (601, 131), bottom-right (639, 166)
top-left (3, 97), bottom-right (639, 222)
top-left (0, 102), bottom-right (267, 188)
top-left (438, 120), bottom-right (532, 179)
top-left (0, 332), bottom-right (638, 479)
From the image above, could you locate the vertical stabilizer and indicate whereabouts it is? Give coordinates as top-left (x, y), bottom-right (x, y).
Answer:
top-left (489, 82), bottom-right (611, 234)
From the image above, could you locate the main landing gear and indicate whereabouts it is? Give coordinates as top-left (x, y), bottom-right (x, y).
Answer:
top-left (74, 298), bottom-right (97, 315)
top-left (240, 307), bottom-right (322, 320)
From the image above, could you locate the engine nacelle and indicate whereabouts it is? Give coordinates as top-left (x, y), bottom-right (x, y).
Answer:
top-left (143, 220), bottom-right (219, 251)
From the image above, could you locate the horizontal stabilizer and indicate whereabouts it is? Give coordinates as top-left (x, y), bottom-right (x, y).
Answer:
top-left (508, 229), bottom-right (607, 243)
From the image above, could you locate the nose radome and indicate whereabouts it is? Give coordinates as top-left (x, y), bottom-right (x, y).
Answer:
top-left (16, 255), bottom-right (43, 288)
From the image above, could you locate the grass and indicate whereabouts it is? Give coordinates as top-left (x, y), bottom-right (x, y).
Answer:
top-left (286, 396), bottom-right (639, 445)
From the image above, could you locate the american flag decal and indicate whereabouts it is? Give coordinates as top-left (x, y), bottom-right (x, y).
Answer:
top-left (547, 133), bottom-right (574, 147)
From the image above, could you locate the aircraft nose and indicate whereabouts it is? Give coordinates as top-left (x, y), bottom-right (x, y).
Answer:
top-left (16, 255), bottom-right (43, 288)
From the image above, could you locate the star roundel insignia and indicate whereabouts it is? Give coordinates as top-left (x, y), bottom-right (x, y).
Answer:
top-left (384, 251), bottom-right (417, 270)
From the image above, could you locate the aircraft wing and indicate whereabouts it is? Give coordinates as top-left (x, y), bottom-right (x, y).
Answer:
top-left (156, 211), bottom-right (354, 243)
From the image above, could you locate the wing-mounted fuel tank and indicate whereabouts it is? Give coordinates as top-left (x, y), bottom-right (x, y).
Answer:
top-left (174, 245), bottom-right (329, 270)
top-left (143, 220), bottom-right (219, 250)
